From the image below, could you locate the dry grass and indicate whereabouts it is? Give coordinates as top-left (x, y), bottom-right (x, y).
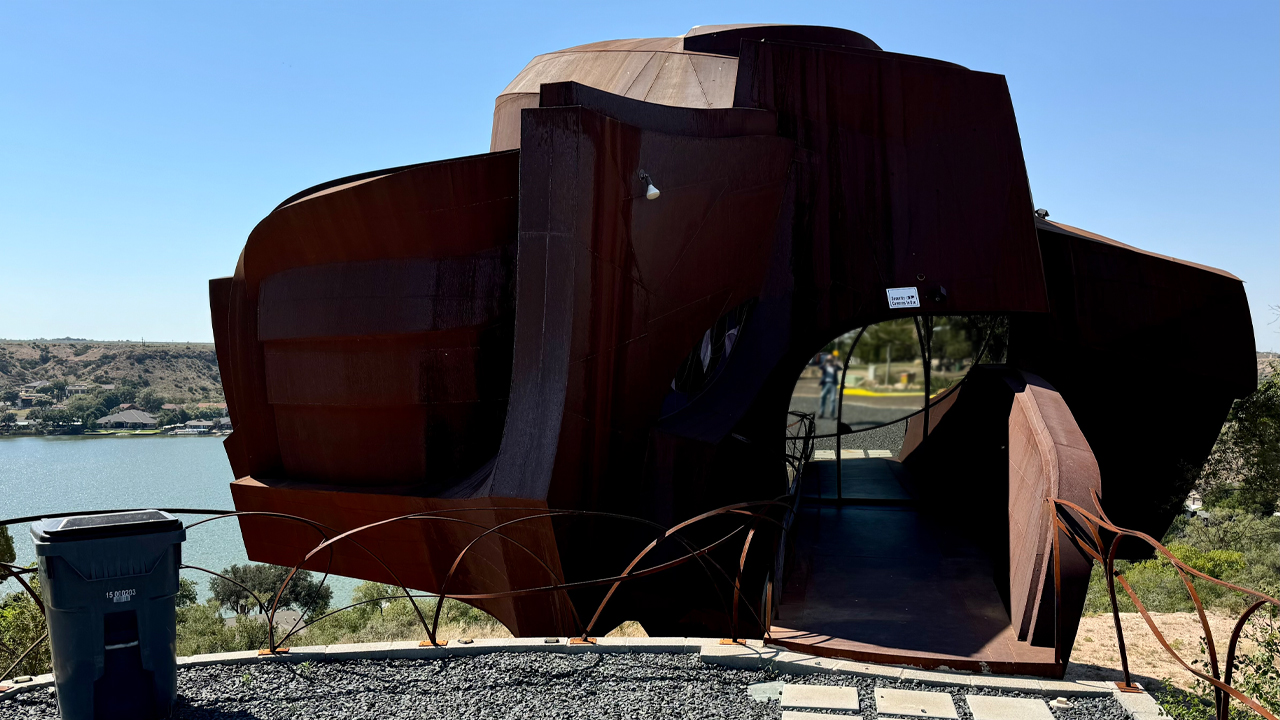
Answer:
top-left (1066, 611), bottom-right (1259, 690)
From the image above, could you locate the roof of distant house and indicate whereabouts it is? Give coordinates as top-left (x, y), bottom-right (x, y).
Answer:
top-left (197, 402), bottom-right (227, 409)
top-left (21, 380), bottom-right (50, 389)
top-left (185, 419), bottom-right (215, 427)
top-left (66, 384), bottom-right (92, 390)
top-left (95, 409), bottom-right (157, 425)
top-left (98, 384), bottom-right (116, 390)
top-left (161, 403), bottom-right (183, 410)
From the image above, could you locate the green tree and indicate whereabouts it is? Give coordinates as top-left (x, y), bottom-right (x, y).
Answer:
top-left (95, 382), bottom-right (137, 411)
top-left (65, 394), bottom-right (106, 424)
top-left (190, 406), bottom-right (225, 421)
top-left (135, 388), bottom-right (166, 413)
top-left (0, 526), bottom-right (14, 565)
top-left (930, 325), bottom-right (973, 369)
top-left (852, 319), bottom-right (920, 367)
top-left (34, 409), bottom-right (76, 427)
top-left (0, 412), bottom-right (15, 426)
top-left (0, 389), bottom-right (17, 405)
top-left (176, 577), bottom-right (198, 608)
top-left (1200, 363), bottom-right (1280, 515)
top-left (208, 564), bottom-right (332, 618)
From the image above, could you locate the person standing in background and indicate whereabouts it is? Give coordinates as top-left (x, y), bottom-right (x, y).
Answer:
top-left (818, 353), bottom-right (841, 419)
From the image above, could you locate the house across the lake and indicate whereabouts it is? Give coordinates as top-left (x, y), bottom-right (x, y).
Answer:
top-left (94, 409), bottom-right (158, 429)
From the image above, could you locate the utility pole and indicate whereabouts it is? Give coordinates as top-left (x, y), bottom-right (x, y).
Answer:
top-left (884, 344), bottom-right (893, 386)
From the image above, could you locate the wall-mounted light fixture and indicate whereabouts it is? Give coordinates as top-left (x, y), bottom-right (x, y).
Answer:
top-left (639, 170), bottom-right (660, 200)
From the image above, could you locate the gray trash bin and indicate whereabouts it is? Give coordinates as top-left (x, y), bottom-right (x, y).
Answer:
top-left (31, 510), bottom-right (186, 720)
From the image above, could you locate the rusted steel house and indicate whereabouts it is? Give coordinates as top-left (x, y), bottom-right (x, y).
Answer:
top-left (209, 24), bottom-right (1256, 676)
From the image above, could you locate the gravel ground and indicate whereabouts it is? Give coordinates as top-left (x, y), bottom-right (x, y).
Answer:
top-left (789, 393), bottom-right (911, 455)
top-left (813, 419), bottom-right (907, 455)
top-left (0, 653), bottom-right (1130, 720)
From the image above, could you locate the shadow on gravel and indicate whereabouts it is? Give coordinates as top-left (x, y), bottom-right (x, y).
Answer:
top-left (1062, 662), bottom-right (1170, 693)
top-left (173, 703), bottom-right (262, 720)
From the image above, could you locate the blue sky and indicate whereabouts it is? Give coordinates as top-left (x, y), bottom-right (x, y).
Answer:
top-left (1, 1), bottom-right (1276, 349)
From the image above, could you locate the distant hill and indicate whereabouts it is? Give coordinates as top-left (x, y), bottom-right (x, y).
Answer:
top-left (0, 341), bottom-right (222, 401)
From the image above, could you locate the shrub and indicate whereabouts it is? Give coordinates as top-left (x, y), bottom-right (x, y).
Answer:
top-left (1085, 509), bottom-right (1280, 616)
top-left (175, 601), bottom-right (270, 657)
top-left (0, 575), bottom-right (49, 676)
top-left (1158, 615), bottom-right (1280, 719)
top-left (300, 581), bottom-right (507, 646)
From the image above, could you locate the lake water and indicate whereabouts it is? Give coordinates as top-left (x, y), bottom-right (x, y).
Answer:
top-left (0, 435), bottom-right (356, 602)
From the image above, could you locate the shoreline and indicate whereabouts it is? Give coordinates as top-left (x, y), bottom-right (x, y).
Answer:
top-left (0, 432), bottom-right (229, 439)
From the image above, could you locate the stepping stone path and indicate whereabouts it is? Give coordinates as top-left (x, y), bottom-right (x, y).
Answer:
top-left (772, 683), bottom-right (1059, 720)
top-left (781, 684), bottom-right (860, 713)
top-left (873, 687), bottom-right (958, 719)
top-left (965, 695), bottom-right (1055, 720)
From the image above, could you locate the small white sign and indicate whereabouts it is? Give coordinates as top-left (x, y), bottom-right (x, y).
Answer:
top-left (886, 287), bottom-right (920, 309)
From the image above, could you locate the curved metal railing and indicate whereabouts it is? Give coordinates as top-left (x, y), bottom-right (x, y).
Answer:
top-left (1052, 491), bottom-right (1279, 720)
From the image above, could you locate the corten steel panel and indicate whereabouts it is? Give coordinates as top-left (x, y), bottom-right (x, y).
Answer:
top-left (213, 151), bottom-right (520, 489)
top-left (1008, 220), bottom-right (1256, 554)
top-left (489, 103), bottom-right (796, 526)
top-left (895, 367), bottom-right (1098, 673)
top-left (229, 480), bottom-right (575, 637)
top-left (491, 24), bottom-right (882, 152)
top-left (682, 24), bottom-right (880, 56)
top-left (208, 151), bottom-right (573, 633)
top-left (734, 39), bottom-right (1049, 330)
top-left (1002, 372), bottom-right (1099, 653)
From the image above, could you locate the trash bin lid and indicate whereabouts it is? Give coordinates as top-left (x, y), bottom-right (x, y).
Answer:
top-left (31, 510), bottom-right (182, 542)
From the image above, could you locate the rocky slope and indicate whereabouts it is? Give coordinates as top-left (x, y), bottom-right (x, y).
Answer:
top-left (0, 340), bottom-right (222, 400)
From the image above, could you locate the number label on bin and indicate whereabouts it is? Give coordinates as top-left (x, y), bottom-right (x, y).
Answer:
top-left (107, 589), bottom-right (136, 603)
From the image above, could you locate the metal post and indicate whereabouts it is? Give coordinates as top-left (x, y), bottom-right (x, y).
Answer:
top-left (913, 316), bottom-right (933, 440)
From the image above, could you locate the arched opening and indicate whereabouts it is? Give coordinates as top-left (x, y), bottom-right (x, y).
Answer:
top-left (773, 315), bottom-right (1053, 672)
top-left (788, 315), bottom-right (1007, 461)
